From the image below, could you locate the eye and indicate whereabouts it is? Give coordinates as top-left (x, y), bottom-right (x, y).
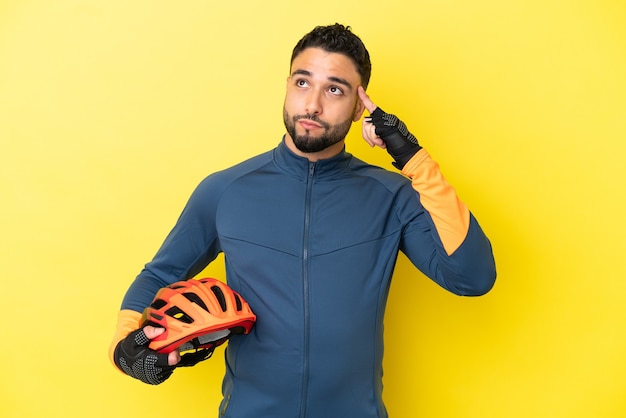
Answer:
top-left (295, 79), bottom-right (309, 88)
top-left (328, 86), bottom-right (344, 96)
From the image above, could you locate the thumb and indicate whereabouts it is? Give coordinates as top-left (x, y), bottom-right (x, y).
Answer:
top-left (143, 325), bottom-right (165, 340)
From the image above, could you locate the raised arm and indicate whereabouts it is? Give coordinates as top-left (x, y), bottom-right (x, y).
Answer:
top-left (359, 86), bottom-right (496, 295)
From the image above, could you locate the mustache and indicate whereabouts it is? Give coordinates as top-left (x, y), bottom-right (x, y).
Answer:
top-left (292, 114), bottom-right (330, 129)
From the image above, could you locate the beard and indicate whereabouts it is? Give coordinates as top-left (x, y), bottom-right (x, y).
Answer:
top-left (283, 108), bottom-right (354, 154)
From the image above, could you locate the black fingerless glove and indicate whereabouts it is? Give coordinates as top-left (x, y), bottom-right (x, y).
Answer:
top-left (367, 107), bottom-right (422, 170)
top-left (113, 328), bottom-right (175, 385)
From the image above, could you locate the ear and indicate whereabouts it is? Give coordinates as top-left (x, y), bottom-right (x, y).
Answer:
top-left (352, 93), bottom-right (366, 122)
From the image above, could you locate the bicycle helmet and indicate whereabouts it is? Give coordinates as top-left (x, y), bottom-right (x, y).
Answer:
top-left (141, 278), bottom-right (256, 363)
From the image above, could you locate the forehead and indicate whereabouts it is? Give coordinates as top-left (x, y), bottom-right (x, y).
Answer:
top-left (290, 47), bottom-right (361, 85)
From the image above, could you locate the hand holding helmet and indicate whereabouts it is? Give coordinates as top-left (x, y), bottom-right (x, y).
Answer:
top-left (113, 326), bottom-right (179, 385)
top-left (113, 278), bottom-right (256, 383)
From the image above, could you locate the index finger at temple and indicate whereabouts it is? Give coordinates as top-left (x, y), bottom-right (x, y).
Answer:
top-left (358, 86), bottom-right (377, 114)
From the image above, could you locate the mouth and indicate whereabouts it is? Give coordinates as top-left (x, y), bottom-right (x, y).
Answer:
top-left (297, 119), bottom-right (324, 131)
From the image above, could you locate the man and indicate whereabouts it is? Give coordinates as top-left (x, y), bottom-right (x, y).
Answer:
top-left (110, 23), bottom-right (496, 418)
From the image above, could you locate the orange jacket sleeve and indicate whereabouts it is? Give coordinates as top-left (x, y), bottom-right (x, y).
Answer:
top-left (401, 149), bottom-right (470, 256)
top-left (108, 309), bottom-right (142, 370)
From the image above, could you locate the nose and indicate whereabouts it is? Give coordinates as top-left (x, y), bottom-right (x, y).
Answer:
top-left (305, 89), bottom-right (323, 115)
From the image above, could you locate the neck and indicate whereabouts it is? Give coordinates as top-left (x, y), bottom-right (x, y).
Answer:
top-left (283, 133), bottom-right (345, 162)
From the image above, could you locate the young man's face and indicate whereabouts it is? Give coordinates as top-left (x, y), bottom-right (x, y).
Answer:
top-left (283, 47), bottom-right (365, 156)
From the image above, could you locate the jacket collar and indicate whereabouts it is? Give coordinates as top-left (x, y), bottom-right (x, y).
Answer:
top-left (273, 136), bottom-right (352, 181)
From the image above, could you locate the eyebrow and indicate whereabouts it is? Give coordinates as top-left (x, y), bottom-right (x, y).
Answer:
top-left (291, 69), bottom-right (354, 91)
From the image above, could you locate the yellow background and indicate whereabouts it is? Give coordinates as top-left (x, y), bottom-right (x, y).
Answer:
top-left (1, 0), bottom-right (625, 417)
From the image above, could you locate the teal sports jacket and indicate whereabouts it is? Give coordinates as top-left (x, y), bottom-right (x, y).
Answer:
top-left (120, 138), bottom-right (496, 418)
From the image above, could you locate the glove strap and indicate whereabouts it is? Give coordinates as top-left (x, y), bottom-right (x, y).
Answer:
top-left (178, 348), bottom-right (216, 367)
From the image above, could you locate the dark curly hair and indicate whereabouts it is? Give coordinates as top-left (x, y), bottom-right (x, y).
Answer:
top-left (290, 23), bottom-right (372, 89)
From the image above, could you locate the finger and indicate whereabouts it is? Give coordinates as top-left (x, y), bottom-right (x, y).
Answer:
top-left (358, 86), bottom-right (377, 114)
top-left (143, 325), bottom-right (165, 340)
top-left (361, 118), bottom-right (386, 149)
top-left (367, 135), bottom-right (386, 148)
top-left (168, 350), bottom-right (181, 366)
top-left (361, 122), bottom-right (376, 147)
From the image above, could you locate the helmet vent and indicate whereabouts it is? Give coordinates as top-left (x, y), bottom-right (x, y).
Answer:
top-left (165, 306), bottom-right (194, 323)
top-left (234, 294), bottom-right (243, 311)
top-left (210, 285), bottom-right (227, 312)
top-left (183, 292), bottom-right (209, 312)
top-left (150, 299), bottom-right (167, 310)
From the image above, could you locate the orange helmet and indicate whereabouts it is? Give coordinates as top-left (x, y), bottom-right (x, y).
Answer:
top-left (141, 278), bottom-right (256, 357)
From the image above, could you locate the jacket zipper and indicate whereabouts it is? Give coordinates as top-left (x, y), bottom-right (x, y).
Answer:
top-left (299, 161), bottom-right (315, 418)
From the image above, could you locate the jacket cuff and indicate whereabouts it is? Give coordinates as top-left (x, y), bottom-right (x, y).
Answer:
top-left (109, 309), bottom-right (142, 371)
